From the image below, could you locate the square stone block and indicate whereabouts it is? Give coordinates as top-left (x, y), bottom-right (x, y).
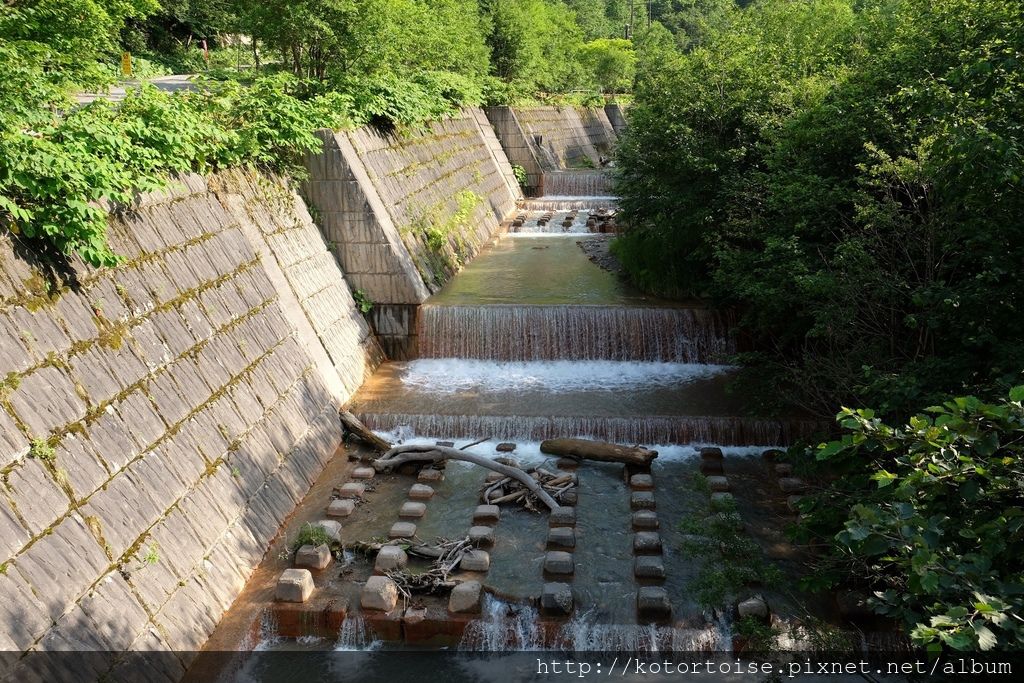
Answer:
top-left (352, 467), bottom-right (376, 480)
top-left (361, 576), bottom-right (398, 612)
top-left (468, 526), bottom-right (495, 546)
top-left (409, 484), bottom-right (434, 500)
top-left (541, 582), bottom-right (573, 616)
top-left (544, 551), bottom-right (574, 575)
top-left (630, 491), bottom-right (656, 510)
top-left (706, 475), bottom-right (730, 492)
top-left (547, 527), bottom-right (576, 549)
top-left (327, 499), bottom-right (355, 518)
top-left (337, 482), bottom-right (366, 499)
top-left (473, 505), bottom-right (500, 524)
top-left (448, 580), bottom-right (483, 614)
top-left (779, 477), bottom-right (806, 493)
top-left (629, 473), bottom-right (654, 490)
top-left (700, 459), bottom-right (724, 475)
top-left (699, 447), bottom-right (724, 461)
top-left (276, 568), bottom-right (314, 603)
top-left (460, 549), bottom-right (490, 572)
top-left (295, 544), bottom-right (332, 570)
top-left (633, 532), bottom-right (663, 555)
top-left (549, 506), bottom-right (576, 527)
top-left (634, 556), bottom-right (665, 579)
top-left (632, 511), bottom-right (659, 530)
top-left (637, 586), bottom-right (672, 620)
top-left (314, 519), bottom-right (342, 543)
top-left (375, 545), bottom-right (408, 572)
top-left (496, 442), bottom-right (517, 452)
top-left (399, 501), bottom-right (427, 518)
top-left (418, 468), bottom-right (443, 482)
top-left (388, 521), bottom-right (417, 539)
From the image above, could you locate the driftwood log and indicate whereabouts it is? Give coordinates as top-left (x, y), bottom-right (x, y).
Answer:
top-left (339, 410), bottom-right (392, 453)
top-left (539, 438), bottom-right (658, 466)
top-left (373, 443), bottom-right (560, 510)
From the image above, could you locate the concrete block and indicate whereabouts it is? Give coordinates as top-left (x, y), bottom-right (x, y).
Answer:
top-left (448, 580), bottom-right (483, 614)
top-left (634, 556), bottom-right (666, 579)
top-left (632, 511), bottom-right (659, 530)
top-left (706, 476), bottom-right (730, 492)
top-left (417, 468), bottom-right (443, 482)
top-left (399, 501), bottom-right (427, 519)
top-left (473, 505), bottom-right (500, 524)
top-left (351, 467), bottom-right (375, 480)
top-left (629, 473), bottom-right (654, 490)
top-left (388, 522), bottom-right (417, 539)
top-left (460, 550), bottom-right (490, 572)
top-left (295, 544), bottom-right (332, 570)
top-left (633, 532), bottom-right (663, 555)
top-left (375, 545), bottom-right (408, 572)
top-left (549, 506), bottom-right (576, 527)
top-left (637, 586), bottom-right (672, 621)
top-left (631, 491), bottom-right (656, 510)
top-left (408, 484), bottom-right (434, 500)
top-left (699, 447), bottom-right (724, 461)
top-left (360, 576), bottom-right (398, 612)
top-left (327, 499), bottom-right (355, 518)
top-left (547, 527), bottom-right (576, 549)
top-left (544, 551), bottom-right (574, 575)
top-left (314, 519), bottom-right (343, 543)
top-left (276, 569), bottom-right (314, 603)
top-left (468, 526), bottom-right (495, 546)
top-left (337, 482), bottom-right (365, 498)
top-left (541, 582), bottom-right (573, 616)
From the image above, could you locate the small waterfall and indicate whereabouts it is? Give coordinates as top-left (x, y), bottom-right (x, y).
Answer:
top-left (418, 305), bottom-right (734, 363)
top-left (521, 197), bottom-right (618, 212)
top-left (356, 413), bottom-right (824, 446)
top-left (560, 611), bottom-right (662, 651)
top-left (459, 595), bottom-right (545, 651)
top-left (335, 615), bottom-right (382, 651)
top-left (544, 171), bottom-right (612, 196)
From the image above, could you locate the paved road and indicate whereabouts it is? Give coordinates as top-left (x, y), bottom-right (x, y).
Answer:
top-left (75, 74), bottom-right (197, 104)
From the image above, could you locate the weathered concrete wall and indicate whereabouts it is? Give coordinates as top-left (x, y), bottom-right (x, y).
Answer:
top-left (304, 108), bottom-right (522, 358)
top-left (483, 106), bottom-right (546, 195)
top-left (0, 171), bottom-right (379, 672)
top-left (508, 106), bottom-right (617, 170)
top-left (604, 103), bottom-right (627, 136)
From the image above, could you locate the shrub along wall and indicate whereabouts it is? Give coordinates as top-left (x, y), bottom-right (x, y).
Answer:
top-left (0, 171), bottom-right (378, 670)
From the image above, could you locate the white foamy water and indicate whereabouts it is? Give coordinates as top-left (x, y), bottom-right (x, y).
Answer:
top-left (399, 359), bottom-right (732, 393)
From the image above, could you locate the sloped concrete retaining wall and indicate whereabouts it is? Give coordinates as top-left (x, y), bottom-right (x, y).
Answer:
top-left (304, 108), bottom-right (522, 358)
top-left (0, 171), bottom-right (379, 673)
top-left (505, 106), bottom-right (617, 171)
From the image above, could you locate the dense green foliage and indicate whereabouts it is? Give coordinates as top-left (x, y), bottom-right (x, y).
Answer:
top-left (614, 0), bottom-right (1024, 419)
top-left (0, 0), bottom-right (637, 265)
top-left (796, 388), bottom-right (1024, 651)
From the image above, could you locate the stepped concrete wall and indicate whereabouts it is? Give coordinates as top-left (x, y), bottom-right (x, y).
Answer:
top-left (507, 106), bottom-right (617, 171)
top-left (304, 108), bottom-right (522, 358)
top-left (604, 103), bottom-right (627, 135)
top-left (0, 170), bottom-right (380, 673)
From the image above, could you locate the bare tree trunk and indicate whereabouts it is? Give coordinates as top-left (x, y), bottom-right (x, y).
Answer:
top-left (339, 410), bottom-right (392, 453)
top-left (540, 438), bottom-right (658, 466)
top-left (373, 444), bottom-right (560, 510)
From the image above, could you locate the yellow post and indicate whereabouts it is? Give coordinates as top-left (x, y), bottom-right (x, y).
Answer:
top-left (121, 52), bottom-right (133, 78)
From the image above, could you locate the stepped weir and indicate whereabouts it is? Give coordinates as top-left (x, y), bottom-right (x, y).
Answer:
top-left (193, 107), bottom-right (849, 678)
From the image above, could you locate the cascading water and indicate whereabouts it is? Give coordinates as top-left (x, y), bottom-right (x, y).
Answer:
top-left (459, 595), bottom-right (545, 651)
top-left (357, 413), bottom-right (821, 446)
top-left (417, 305), bottom-right (735, 363)
top-left (335, 616), bottom-right (382, 651)
top-left (521, 197), bottom-right (618, 212)
top-left (544, 171), bottom-right (612, 195)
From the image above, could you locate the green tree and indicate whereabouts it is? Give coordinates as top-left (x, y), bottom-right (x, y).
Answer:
top-left (799, 388), bottom-right (1024, 651)
top-left (579, 37), bottom-right (635, 93)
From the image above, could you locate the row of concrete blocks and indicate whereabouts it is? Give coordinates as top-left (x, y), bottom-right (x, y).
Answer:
top-left (761, 448), bottom-right (807, 513)
top-left (626, 470), bottom-right (671, 622)
top-left (274, 465), bottom-right (381, 603)
top-left (540, 458), bottom-right (579, 616)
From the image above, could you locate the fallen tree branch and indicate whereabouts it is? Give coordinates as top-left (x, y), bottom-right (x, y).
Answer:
top-left (339, 410), bottom-right (392, 453)
top-left (373, 444), bottom-right (560, 510)
top-left (540, 438), bottom-right (658, 466)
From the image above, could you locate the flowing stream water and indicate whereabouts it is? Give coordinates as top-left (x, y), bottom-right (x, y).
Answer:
top-left (234, 167), bottom-right (830, 665)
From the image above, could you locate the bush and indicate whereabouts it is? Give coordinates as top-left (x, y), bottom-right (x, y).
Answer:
top-left (798, 387), bottom-right (1024, 651)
